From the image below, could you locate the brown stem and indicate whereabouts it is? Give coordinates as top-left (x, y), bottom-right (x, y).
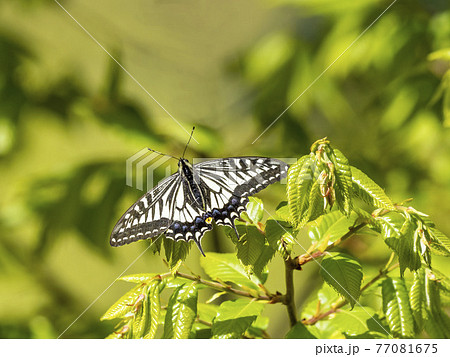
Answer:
top-left (302, 303), bottom-right (342, 325)
top-left (296, 251), bottom-right (326, 266)
top-left (284, 258), bottom-right (297, 327)
top-left (196, 318), bottom-right (212, 327)
top-left (294, 222), bottom-right (367, 268)
top-left (171, 271), bottom-right (275, 302)
top-left (302, 262), bottom-right (399, 325)
top-left (360, 262), bottom-right (399, 293)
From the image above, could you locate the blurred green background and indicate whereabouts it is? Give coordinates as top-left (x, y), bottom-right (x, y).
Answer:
top-left (0, 0), bottom-right (449, 338)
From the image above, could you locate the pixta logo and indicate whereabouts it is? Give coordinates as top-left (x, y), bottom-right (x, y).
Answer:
top-left (126, 149), bottom-right (297, 192)
top-left (126, 149), bottom-right (173, 191)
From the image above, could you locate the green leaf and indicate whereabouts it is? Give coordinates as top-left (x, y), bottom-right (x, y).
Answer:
top-left (212, 299), bottom-right (264, 339)
top-left (428, 227), bottom-right (450, 256)
top-left (200, 253), bottom-right (262, 291)
top-left (424, 270), bottom-right (450, 338)
top-left (351, 166), bottom-right (395, 210)
top-left (409, 269), bottom-right (425, 331)
top-left (379, 212), bottom-right (422, 275)
top-left (119, 273), bottom-right (159, 284)
top-left (265, 219), bottom-right (296, 257)
top-left (234, 222), bottom-right (273, 282)
top-left (331, 148), bottom-right (353, 215)
top-left (164, 238), bottom-right (191, 271)
top-left (266, 219), bottom-right (291, 249)
top-left (244, 197), bottom-right (264, 223)
top-left (235, 223), bottom-right (266, 272)
top-left (100, 284), bottom-right (145, 321)
top-left (381, 277), bottom-right (414, 338)
top-left (385, 218), bottom-right (421, 276)
top-left (377, 212), bottom-right (404, 239)
top-left (164, 276), bottom-right (192, 289)
top-left (285, 322), bottom-right (318, 339)
top-left (189, 328), bottom-right (212, 339)
top-left (149, 236), bottom-right (162, 255)
top-left (398, 219), bottom-right (421, 274)
top-left (163, 285), bottom-right (183, 339)
top-left (145, 282), bottom-right (160, 338)
top-left (320, 252), bottom-right (363, 308)
top-left (163, 281), bottom-right (199, 339)
top-left (306, 179), bottom-right (326, 223)
top-left (431, 268), bottom-right (450, 298)
top-left (329, 307), bottom-right (388, 337)
top-left (287, 155), bottom-right (315, 228)
top-left (190, 303), bottom-right (215, 337)
top-left (246, 315), bottom-right (270, 338)
top-left (252, 245), bottom-right (275, 283)
top-left (413, 222), bottom-right (431, 267)
top-left (132, 288), bottom-right (148, 338)
top-left (275, 201), bottom-right (291, 221)
top-left (308, 211), bottom-right (360, 251)
top-left (132, 280), bottom-right (160, 339)
top-left (197, 303), bottom-right (219, 324)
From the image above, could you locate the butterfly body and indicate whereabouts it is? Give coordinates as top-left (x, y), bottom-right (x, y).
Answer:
top-left (178, 159), bottom-right (207, 211)
top-left (110, 156), bottom-right (289, 255)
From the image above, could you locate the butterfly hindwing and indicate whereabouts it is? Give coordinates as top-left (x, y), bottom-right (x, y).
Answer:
top-left (110, 156), bottom-right (289, 254)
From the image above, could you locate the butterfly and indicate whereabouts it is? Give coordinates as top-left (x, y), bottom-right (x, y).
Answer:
top-left (110, 140), bottom-right (289, 256)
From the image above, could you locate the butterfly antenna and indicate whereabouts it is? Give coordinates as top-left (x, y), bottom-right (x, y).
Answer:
top-left (147, 148), bottom-right (178, 160)
top-left (181, 126), bottom-right (195, 159)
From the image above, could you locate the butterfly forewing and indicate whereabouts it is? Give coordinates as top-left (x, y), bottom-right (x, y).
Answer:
top-left (110, 174), bottom-right (180, 246)
top-left (110, 156), bottom-right (289, 254)
top-left (196, 157), bottom-right (288, 199)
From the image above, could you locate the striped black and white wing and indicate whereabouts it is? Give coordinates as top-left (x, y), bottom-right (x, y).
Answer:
top-left (110, 174), bottom-right (180, 246)
top-left (194, 157), bottom-right (289, 227)
top-left (111, 173), bottom-right (210, 247)
top-left (110, 156), bottom-right (289, 255)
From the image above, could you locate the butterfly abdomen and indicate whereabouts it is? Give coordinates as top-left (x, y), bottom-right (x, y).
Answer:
top-left (179, 159), bottom-right (207, 210)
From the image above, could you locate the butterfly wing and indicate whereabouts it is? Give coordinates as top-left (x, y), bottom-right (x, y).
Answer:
top-left (194, 157), bottom-right (289, 226)
top-left (110, 171), bottom-right (212, 248)
top-left (110, 157), bottom-right (289, 255)
top-left (110, 173), bottom-right (179, 247)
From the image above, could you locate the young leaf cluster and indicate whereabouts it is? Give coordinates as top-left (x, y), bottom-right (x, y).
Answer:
top-left (101, 253), bottom-right (271, 339)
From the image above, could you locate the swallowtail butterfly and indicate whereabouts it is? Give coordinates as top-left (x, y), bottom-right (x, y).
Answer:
top-left (110, 139), bottom-right (289, 256)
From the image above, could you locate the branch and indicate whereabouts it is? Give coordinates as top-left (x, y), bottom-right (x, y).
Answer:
top-left (284, 258), bottom-right (297, 327)
top-left (196, 318), bottom-right (212, 327)
top-left (293, 222), bottom-right (367, 268)
top-left (169, 271), bottom-right (280, 302)
top-left (302, 262), bottom-right (399, 325)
